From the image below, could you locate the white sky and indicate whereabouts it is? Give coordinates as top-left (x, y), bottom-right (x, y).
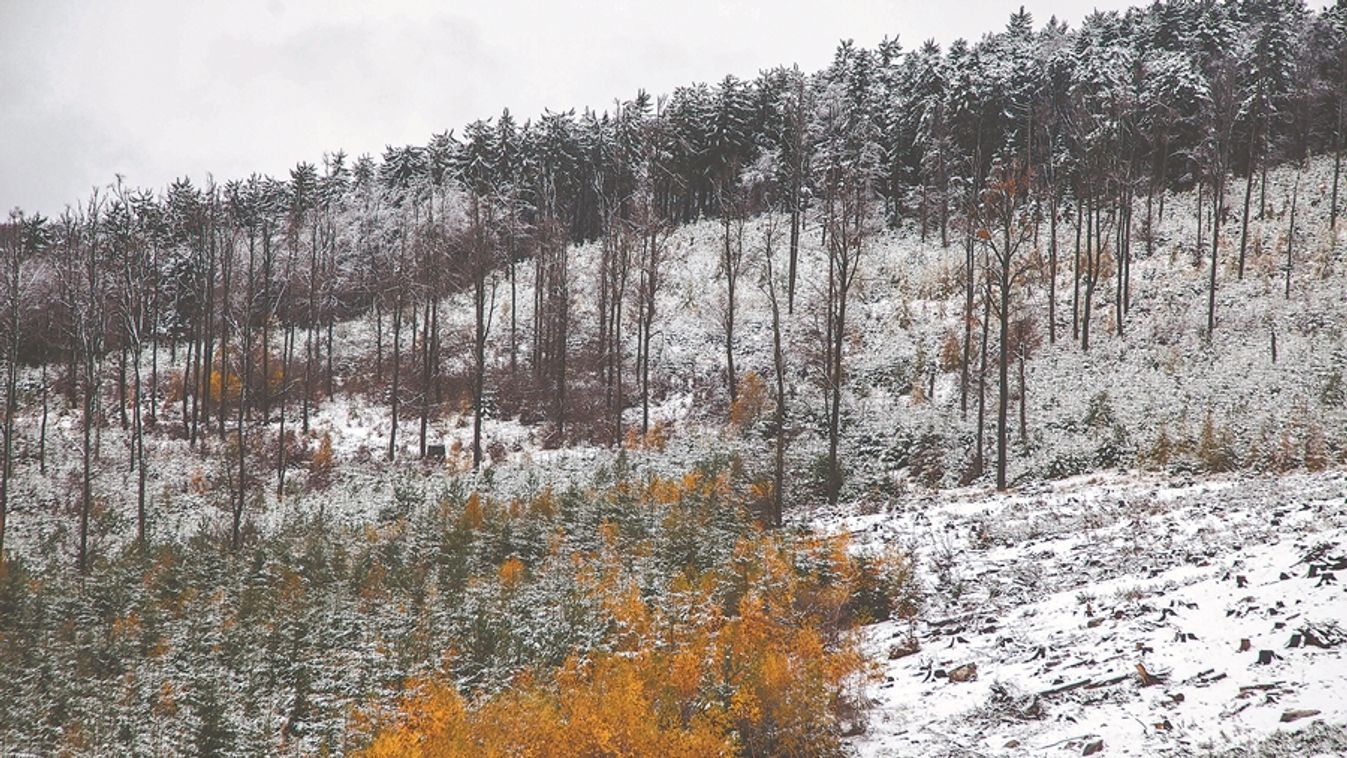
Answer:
top-left (1, 0), bottom-right (1134, 215)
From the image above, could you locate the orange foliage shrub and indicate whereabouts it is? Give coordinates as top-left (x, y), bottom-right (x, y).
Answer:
top-left (208, 368), bottom-right (243, 404)
top-left (360, 530), bottom-right (877, 758)
top-left (267, 363), bottom-right (286, 395)
top-left (165, 371), bottom-right (186, 406)
top-left (308, 432), bottom-right (334, 491)
top-left (729, 371), bottom-right (769, 428)
top-left (189, 468), bottom-right (209, 495)
top-left (939, 330), bottom-right (961, 373)
top-left (497, 558), bottom-right (526, 591)
top-left (624, 421), bottom-right (669, 451)
top-left (461, 492), bottom-right (485, 530)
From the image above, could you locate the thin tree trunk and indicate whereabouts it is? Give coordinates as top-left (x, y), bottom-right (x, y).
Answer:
top-left (79, 353), bottom-right (94, 574)
top-left (389, 294), bottom-right (401, 462)
top-left (509, 228), bottom-right (518, 375)
top-left (1196, 178), bottom-right (1204, 261)
top-left (277, 323), bottom-right (292, 499)
top-left (419, 297), bottom-right (430, 459)
top-left (181, 324), bottom-right (195, 439)
top-left (1286, 168), bottom-right (1300, 299)
top-left (975, 270), bottom-right (990, 478)
top-left (326, 314), bottom-right (335, 399)
top-left (1017, 351), bottom-right (1027, 444)
top-left (1333, 97), bottom-right (1344, 231)
top-left (133, 339), bottom-right (146, 549)
top-left (117, 345), bottom-right (128, 430)
top-left (960, 231), bottom-right (973, 419)
top-left (39, 360), bottom-right (48, 475)
top-left (1072, 197), bottom-right (1082, 342)
top-left (1081, 199), bottom-right (1095, 351)
top-left (996, 206), bottom-right (1011, 491)
top-left (472, 267), bottom-right (487, 469)
top-left (1208, 175), bottom-right (1223, 335)
top-left (1238, 132), bottom-right (1256, 280)
top-left (201, 227), bottom-right (216, 437)
top-left (722, 210), bottom-right (739, 409)
top-left (374, 300), bottom-right (383, 379)
top-left (1115, 201), bottom-right (1126, 337)
top-left (218, 239), bottom-right (232, 440)
top-left (1258, 127), bottom-right (1269, 219)
top-left (0, 304), bottom-right (15, 564)
top-left (1048, 187), bottom-right (1058, 345)
top-left (827, 265), bottom-right (848, 506)
top-left (765, 221), bottom-right (787, 528)
top-left (234, 231), bottom-right (255, 551)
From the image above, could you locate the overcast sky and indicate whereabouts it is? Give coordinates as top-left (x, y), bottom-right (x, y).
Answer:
top-left (1, 0), bottom-right (1135, 215)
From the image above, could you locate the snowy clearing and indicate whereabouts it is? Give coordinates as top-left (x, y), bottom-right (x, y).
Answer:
top-left (820, 471), bottom-right (1347, 756)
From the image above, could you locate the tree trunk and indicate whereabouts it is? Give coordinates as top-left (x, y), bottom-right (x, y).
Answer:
top-left (1196, 178), bottom-right (1204, 262)
top-left (1072, 197), bottom-right (1082, 342)
top-left (79, 351), bottom-right (94, 574)
top-left (1333, 97), bottom-right (1344, 231)
top-left (234, 231), bottom-right (255, 552)
top-left (1048, 187), bottom-right (1058, 345)
top-left (1238, 131), bottom-right (1256, 280)
top-left (1286, 168), bottom-right (1300, 299)
top-left (374, 300), bottom-right (383, 379)
top-left (277, 323), bottom-right (293, 499)
top-left (723, 211), bottom-right (739, 410)
top-left (1081, 200), bottom-right (1095, 351)
top-left (39, 360), bottom-right (48, 475)
top-left (1208, 175), bottom-right (1223, 335)
top-left (419, 297), bottom-right (431, 460)
top-left (769, 283), bottom-right (786, 528)
top-left (133, 338), bottom-right (146, 549)
top-left (827, 267), bottom-right (848, 506)
top-left (117, 344), bottom-right (128, 431)
top-left (0, 293), bottom-right (15, 564)
top-left (472, 267), bottom-right (487, 469)
top-left (1017, 351), bottom-right (1027, 445)
top-left (975, 271), bottom-right (990, 478)
top-left (996, 260), bottom-right (1010, 491)
top-left (389, 294), bottom-right (401, 462)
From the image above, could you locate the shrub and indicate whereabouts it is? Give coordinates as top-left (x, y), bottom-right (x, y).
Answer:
top-left (1094, 423), bottom-right (1131, 469)
top-left (729, 371), bottom-right (770, 429)
top-left (939, 330), bottom-right (961, 373)
top-left (1305, 422), bottom-right (1328, 472)
top-left (1045, 451), bottom-right (1090, 480)
top-left (308, 432), bottom-right (334, 491)
top-left (1322, 369), bottom-right (1345, 408)
top-left (1147, 422), bottom-right (1173, 469)
top-left (1083, 391), bottom-right (1115, 430)
top-left (808, 453), bottom-right (849, 500)
top-left (361, 531), bottom-right (878, 758)
top-left (909, 431), bottom-right (946, 488)
top-left (848, 549), bottom-right (923, 624)
top-left (623, 421), bottom-right (669, 451)
top-left (1198, 411), bottom-right (1236, 472)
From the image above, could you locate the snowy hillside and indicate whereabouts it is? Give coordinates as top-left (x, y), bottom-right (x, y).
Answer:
top-left (7, 157), bottom-right (1346, 756)
top-left (4, 1), bottom-right (1347, 754)
top-left (828, 471), bottom-right (1347, 756)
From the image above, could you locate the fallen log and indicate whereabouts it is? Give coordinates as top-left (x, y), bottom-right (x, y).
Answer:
top-left (1039, 678), bottom-right (1092, 697)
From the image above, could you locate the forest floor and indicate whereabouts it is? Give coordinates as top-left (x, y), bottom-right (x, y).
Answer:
top-left (815, 469), bottom-right (1347, 757)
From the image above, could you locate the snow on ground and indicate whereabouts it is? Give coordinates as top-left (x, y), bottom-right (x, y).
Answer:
top-left (818, 470), bottom-right (1347, 756)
